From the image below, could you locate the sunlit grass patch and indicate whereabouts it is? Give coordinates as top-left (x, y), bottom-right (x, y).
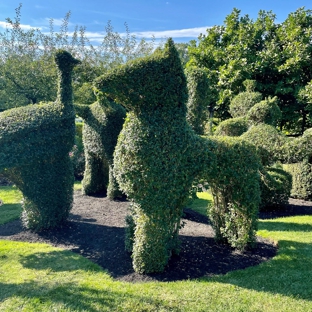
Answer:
top-left (0, 185), bottom-right (22, 225)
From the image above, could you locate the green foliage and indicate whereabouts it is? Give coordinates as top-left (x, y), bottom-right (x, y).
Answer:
top-left (70, 122), bottom-right (85, 180)
top-left (260, 167), bottom-right (292, 210)
top-left (185, 67), bottom-right (211, 134)
top-left (95, 39), bottom-right (217, 273)
top-left (74, 98), bottom-right (126, 198)
top-left (247, 96), bottom-right (282, 126)
top-left (214, 117), bottom-right (249, 136)
top-left (0, 4), bottom-right (154, 111)
top-left (241, 124), bottom-right (288, 166)
top-left (229, 90), bottom-right (262, 118)
top-left (188, 8), bottom-right (312, 134)
top-left (206, 136), bottom-right (261, 250)
top-left (285, 160), bottom-right (312, 200)
top-left (283, 128), bottom-right (312, 164)
top-left (0, 50), bottom-right (79, 231)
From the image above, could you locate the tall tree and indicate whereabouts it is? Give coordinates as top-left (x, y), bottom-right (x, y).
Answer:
top-left (0, 4), bottom-right (155, 111)
top-left (188, 7), bottom-right (312, 134)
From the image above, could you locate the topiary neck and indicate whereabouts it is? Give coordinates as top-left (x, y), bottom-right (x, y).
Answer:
top-left (56, 69), bottom-right (73, 109)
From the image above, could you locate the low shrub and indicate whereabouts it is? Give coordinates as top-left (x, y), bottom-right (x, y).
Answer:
top-left (247, 96), bottom-right (281, 126)
top-left (214, 117), bottom-right (249, 136)
top-left (285, 159), bottom-right (312, 200)
top-left (260, 167), bottom-right (292, 210)
top-left (229, 81), bottom-right (262, 118)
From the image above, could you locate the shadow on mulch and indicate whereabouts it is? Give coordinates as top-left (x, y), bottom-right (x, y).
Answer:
top-left (1, 192), bottom-right (311, 283)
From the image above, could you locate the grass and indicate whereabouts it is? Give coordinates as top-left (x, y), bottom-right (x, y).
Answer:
top-left (0, 182), bottom-right (82, 225)
top-left (1, 186), bottom-right (312, 311)
top-left (0, 185), bottom-right (22, 225)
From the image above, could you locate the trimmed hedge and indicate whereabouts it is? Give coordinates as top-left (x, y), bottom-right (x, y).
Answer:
top-left (229, 89), bottom-right (262, 118)
top-left (206, 136), bottom-right (261, 250)
top-left (285, 160), bottom-right (312, 200)
top-left (95, 39), bottom-right (218, 273)
top-left (214, 117), bottom-right (249, 137)
top-left (185, 67), bottom-right (210, 135)
top-left (247, 97), bottom-right (281, 127)
top-left (260, 167), bottom-right (292, 210)
top-left (0, 50), bottom-right (80, 231)
top-left (241, 124), bottom-right (288, 166)
top-left (74, 97), bottom-right (126, 199)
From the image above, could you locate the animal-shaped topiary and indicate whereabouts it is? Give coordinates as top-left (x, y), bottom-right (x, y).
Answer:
top-left (74, 96), bottom-right (126, 199)
top-left (0, 50), bottom-right (80, 231)
top-left (94, 38), bottom-right (261, 273)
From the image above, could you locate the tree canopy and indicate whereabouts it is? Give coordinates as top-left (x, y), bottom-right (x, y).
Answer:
top-left (188, 7), bottom-right (312, 135)
top-left (0, 4), bottom-right (155, 111)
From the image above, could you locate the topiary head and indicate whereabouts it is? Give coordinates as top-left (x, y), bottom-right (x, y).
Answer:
top-left (93, 38), bottom-right (187, 115)
top-left (54, 50), bottom-right (81, 74)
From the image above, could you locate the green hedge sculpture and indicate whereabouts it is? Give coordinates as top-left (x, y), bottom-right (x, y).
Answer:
top-left (74, 97), bottom-right (126, 199)
top-left (0, 50), bottom-right (80, 231)
top-left (94, 38), bottom-right (261, 273)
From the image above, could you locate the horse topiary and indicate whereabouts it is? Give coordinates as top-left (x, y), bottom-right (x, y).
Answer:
top-left (94, 38), bottom-right (261, 273)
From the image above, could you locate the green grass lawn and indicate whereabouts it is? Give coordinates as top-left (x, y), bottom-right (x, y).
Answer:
top-left (1, 186), bottom-right (312, 311)
top-left (0, 185), bottom-right (22, 225)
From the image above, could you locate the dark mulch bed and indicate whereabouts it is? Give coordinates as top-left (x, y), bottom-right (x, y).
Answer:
top-left (0, 191), bottom-right (311, 283)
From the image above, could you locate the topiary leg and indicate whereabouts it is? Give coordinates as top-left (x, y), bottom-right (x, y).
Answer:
top-left (18, 154), bottom-right (73, 231)
top-left (82, 152), bottom-right (109, 195)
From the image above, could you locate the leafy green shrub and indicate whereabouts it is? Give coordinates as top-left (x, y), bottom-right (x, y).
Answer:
top-left (0, 50), bottom-right (79, 231)
top-left (185, 67), bottom-right (210, 135)
top-left (206, 136), bottom-right (261, 250)
top-left (214, 117), bottom-right (249, 136)
top-left (70, 122), bottom-right (85, 180)
top-left (247, 96), bottom-right (281, 126)
top-left (229, 82), bottom-right (262, 118)
top-left (283, 128), bottom-right (312, 164)
top-left (285, 159), bottom-right (312, 200)
top-left (95, 39), bottom-right (217, 273)
top-left (241, 124), bottom-right (288, 166)
top-left (260, 167), bottom-right (292, 210)
top-left (74, 98), bottom-right (126, 199)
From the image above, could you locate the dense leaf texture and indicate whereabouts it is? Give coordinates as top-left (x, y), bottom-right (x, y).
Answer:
top-left (0, 50), bottom-right (79, 230)
top-left (74, 99), bottom-right (126, 198)
top-left (96, 39), bottom-right (261, 272)
top-left (188, 8), bottom-right (312, 134)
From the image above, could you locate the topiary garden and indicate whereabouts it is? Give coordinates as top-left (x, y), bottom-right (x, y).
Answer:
top-left (1, 38), bottom-right (310, 276)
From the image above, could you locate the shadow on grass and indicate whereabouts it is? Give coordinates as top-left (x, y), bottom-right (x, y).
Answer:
top-left (0, 281), bottom-right (178, 311)
top-left (204, 216), bottom-right (312, 301)
top-left (208, 239), bottom-right (312, 301)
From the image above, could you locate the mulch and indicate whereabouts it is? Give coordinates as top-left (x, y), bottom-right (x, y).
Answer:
top-left (1, 191), bottom-right (311, 283)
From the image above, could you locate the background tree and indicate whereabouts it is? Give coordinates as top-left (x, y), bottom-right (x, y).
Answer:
top-left (188, 7), bottom-right (312, 135)
top-left (0, 4), bottom-right (155, 111)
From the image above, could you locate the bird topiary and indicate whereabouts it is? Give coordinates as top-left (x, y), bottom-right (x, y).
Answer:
top-left (0, 50), bottom-right (80, 231)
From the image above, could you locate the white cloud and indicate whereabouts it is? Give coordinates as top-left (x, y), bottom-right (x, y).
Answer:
top-left (128, 26), bottom-right (209, 39)
top-left (0, 21), bottom-right (41, 30)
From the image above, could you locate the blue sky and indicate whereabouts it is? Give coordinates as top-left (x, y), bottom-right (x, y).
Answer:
top-left (0, 1), bottom-right (311, 44)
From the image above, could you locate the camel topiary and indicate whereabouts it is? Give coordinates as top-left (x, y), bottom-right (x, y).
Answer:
top-left (94, 38), bottom-right (261, 273)
top-left (74, 96), bottom-right (126, 199)
top-left (0, 50), bottom-right (80, 231)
